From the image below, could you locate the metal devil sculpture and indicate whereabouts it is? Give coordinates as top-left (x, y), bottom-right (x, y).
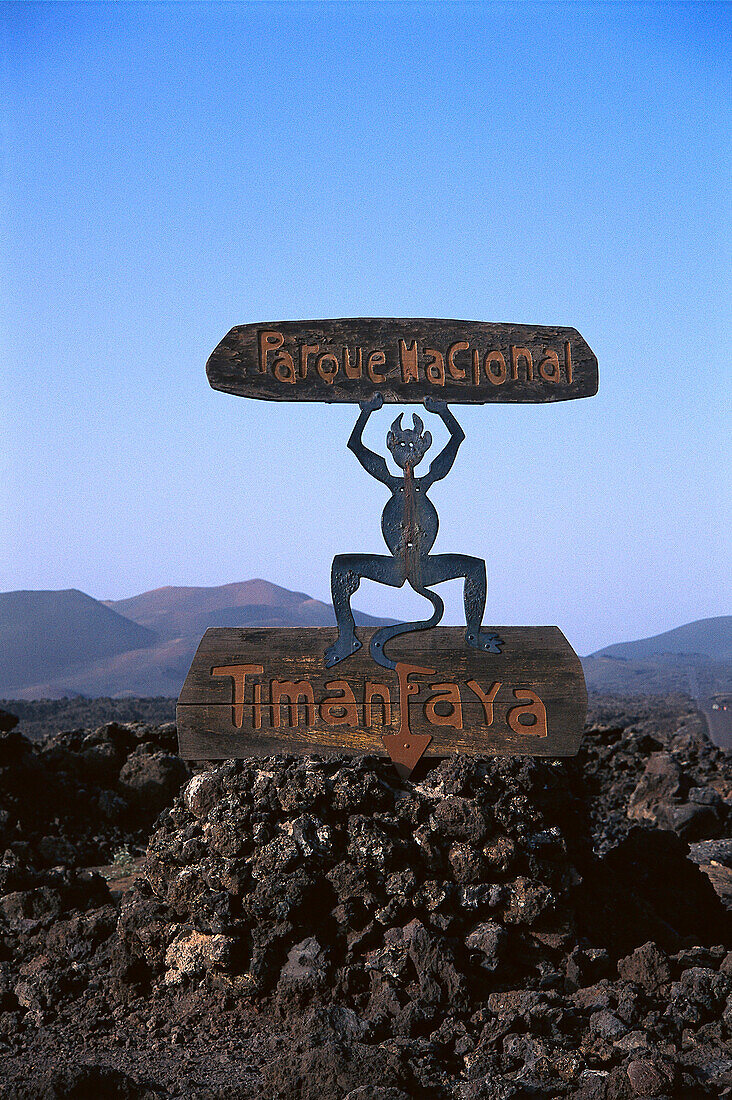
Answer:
top-left (325, 393), bottom-right (504, 671)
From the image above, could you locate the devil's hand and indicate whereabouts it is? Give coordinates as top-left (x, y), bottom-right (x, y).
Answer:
top-left (360, 392), bottom-right (384, 413)
top-left (424, 395), bottom-right (447, 414)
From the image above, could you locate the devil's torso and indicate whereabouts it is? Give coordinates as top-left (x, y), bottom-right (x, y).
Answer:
top-left (381, 466), bottom-right (439, 563)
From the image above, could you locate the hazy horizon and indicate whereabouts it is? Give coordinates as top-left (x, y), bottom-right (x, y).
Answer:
top-left (1, 576), bottom-right (729, 660)
top-left (3, 2), bottom-right (730, 657)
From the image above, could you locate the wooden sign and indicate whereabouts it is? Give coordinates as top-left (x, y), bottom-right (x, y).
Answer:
top-left (177, 627), bottom-right (586, 776)
top-left (206, 318), bottom-right (598, 404)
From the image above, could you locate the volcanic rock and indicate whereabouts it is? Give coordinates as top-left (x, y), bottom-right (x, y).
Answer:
top-left (0, 709), bottom-right (19, 733)
top-left (627, 751), bottom-right (685, 823)
top-left (687, 838), bottom-right (732, 908)
top-left (118, 748), bottom-right (189, 813)
top-left (617, 941), bottom-right (672, 992)
top-left (0, 696), bottom-right (730, 1097)
top-left (0, 720), bottom-right (189, 868)
top-left (625, 1057), bottom-right (670, 1096)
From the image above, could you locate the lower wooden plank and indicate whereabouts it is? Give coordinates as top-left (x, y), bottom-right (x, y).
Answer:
top-left (177, 626), bottom-right (586, 761)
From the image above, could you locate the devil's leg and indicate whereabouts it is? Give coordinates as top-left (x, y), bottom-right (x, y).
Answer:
top-left (462, 560), bottom-right (503, 651)
top-left (420, 554), bottom-right (503, 654)
top-left (325, 554), bottom-right (406, 667)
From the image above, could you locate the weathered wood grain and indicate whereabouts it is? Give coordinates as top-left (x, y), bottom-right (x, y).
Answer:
top-left (206, 319), bottom-right (598, 404)
top-left (177, 627), bottom-right (586, 761)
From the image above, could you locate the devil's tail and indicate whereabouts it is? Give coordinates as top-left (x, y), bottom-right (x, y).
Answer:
top-left (369, 583), bottom-right (444, 670)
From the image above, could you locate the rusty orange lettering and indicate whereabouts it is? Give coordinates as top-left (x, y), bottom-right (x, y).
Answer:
top-left (367, 350), bottom-right (386, 383)
top-left (273, 349), bottom-right (296, 383)
top-left (511, 345), bottom-right (533, 381)
top-left (472, 348), bottom-right (480, 386)
top-left (447, 341), bottom-right (468, 381)
top-left (365, 682), bottom-right (391, 726)
top-left (507, 689), bottom-right (547, 737)
top-left (212, 664), bottom-right (264, 729)
top-left (425, 348), bottom-right (445, 386)
top-left (425, 682), bottom-right (463, 729)
top-left (399, 340), bottom-right (418, 383)
top-left (344, 347), bottom-right (362, 379)
top-left (395, 661), bottom-right (434, 738)
top-left (253, 681), bottom-right (263, 730)
top-left (538, 348), bottom-right (560, 382)
top-left (300, 343), bottom-right (319, 379)
top-left (484, 350), bottom-right (507, 385)
top-left (320, 680), bottom-right (359, 726)
top-left (258, 330), bottom-right (284, 375)
top-left (316, 352), bottom-right (339, 384)
top-left (271, 680), bottom-right (316, 727)
top-left (466, 679), bottom-right (501, 725)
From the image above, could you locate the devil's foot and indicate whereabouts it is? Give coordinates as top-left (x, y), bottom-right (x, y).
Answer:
top-left (466, 630), bottom-right (504, 654)
top-left (324, 634), bottom-right (362, 668)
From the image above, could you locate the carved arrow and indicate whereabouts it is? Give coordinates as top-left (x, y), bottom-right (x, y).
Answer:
top-left (381, 730), bottom-right (433, 780)
top-left (381, 661), bottom-right (436, 779)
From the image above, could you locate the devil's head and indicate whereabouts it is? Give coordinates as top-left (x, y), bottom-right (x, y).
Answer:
top-left (386, 413), bottom-right (432, 469)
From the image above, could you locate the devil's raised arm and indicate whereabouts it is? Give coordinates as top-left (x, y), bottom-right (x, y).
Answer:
top-left (423, 397), bottom-right (465, 485)
top-left (347, 394), bottom-right (394, 487)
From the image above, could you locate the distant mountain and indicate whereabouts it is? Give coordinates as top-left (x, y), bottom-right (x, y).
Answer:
top-left (3, 587), bottom-right (728, 704)
top-left (104, 579), bottom-right (387, 638)
top-left (588, 616), bottom-right (732, 662)
top-left (582, 616), bottom-right (732, 700)
top-left (0, 589), bottom-right (157, 695)
top-left (0, 581), bottom-right (392, 699)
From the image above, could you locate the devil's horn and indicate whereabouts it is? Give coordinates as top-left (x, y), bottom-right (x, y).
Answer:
top-left (412, 414), bottom-right (424, 435)
top-left (390, 414), bottom-right (403, 435)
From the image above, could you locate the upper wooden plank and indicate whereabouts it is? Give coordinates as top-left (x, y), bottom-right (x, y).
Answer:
top-left (206, 318), bottom-right (598, 404)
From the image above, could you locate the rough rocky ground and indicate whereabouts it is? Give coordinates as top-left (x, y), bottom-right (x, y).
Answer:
top-left (0, 695), bottom-right (730, 1099)
top-left (0, 712), bottom-right (188, 869)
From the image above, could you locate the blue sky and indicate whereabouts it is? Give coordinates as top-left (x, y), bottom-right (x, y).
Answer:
top-left (1, 1), bottom-right (730, 654)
